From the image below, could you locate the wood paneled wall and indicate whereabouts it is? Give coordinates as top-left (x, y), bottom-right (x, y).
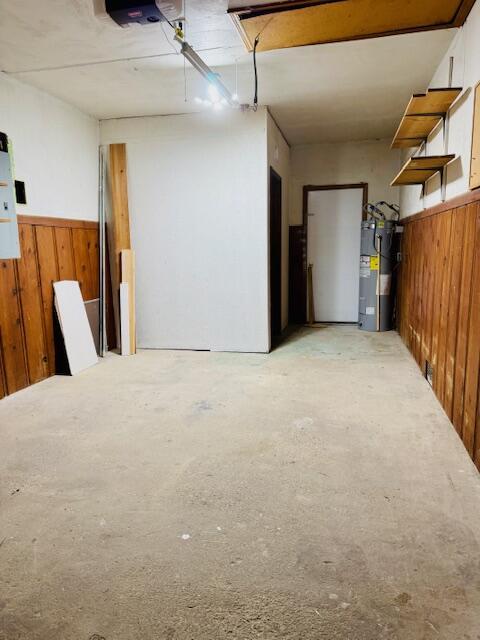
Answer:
top-left (0, 216), bottom-right (99, 399)
top-left (398, 193), bottom-right (480, 468)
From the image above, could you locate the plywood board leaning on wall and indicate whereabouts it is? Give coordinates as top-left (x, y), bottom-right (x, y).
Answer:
top-left (106, 144), bottom-right (131, 348)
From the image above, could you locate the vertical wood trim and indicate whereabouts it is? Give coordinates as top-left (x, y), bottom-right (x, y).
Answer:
top-left (34, 226), bottom-right (59, 376)
top-left (55, 227), bottom-right (76, 281)
top-left (434, 212), bottom-right (453, 403)
top-left (452, 204), bottom-right (477, 435)
top-left (16, 224), bottom-right (49, 384)
top-left (0, 339), bottom-right (6, 399)
top-left (470, 82), bottom-right (480, 191)
top-left (444, 210), bottom-right (466, 419)
top-left (0, 260), bottom-right (29, 393)
top-left (86, 228), bottom-right (100, 299)
top-left (72, 228), bottom-right (94, 300)
top-left (121, 249), bottom-right (136, 354)
top-left (462, 205), bottom-right (480, 456)
top-left (13, 259), bottom-right (31, 386)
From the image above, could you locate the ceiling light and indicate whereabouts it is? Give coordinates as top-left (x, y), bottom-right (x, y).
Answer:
top-left (208, 84), bottom-right (221, 104)
top-left (174, 30), bottom-right (237, 108)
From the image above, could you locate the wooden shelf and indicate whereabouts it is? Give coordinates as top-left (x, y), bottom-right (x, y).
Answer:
top-left (0, 218), bottom-right (11, 223)
top-left (0, 181), bottom-right (8, 187)
top-left (391, 155), bottom-right (455, 186)
top-left (392, 88), bottom-right (462, 149)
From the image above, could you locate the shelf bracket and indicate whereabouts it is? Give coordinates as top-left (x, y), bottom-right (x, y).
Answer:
top-left (441, 166), bottom-right (447, 203)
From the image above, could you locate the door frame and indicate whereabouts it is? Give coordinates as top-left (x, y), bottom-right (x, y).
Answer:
top-left (269, 167), bottom-right (283, 346)
top-left (299, 183), bottom-right (368, 323)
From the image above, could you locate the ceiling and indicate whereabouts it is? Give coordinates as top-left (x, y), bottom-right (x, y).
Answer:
top-left (0, 0), bottom-right (456, 145)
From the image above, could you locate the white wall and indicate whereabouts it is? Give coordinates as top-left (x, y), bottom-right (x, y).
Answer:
top-left (400, 0), bottom-right (480, 217)
top-left (0, 73), bottom-right (99, 220)
top-left (290, 139), bottom-right (401, 225)
top-left (100, 108), bottom-right (270, 353)
top-left (267, 113), bottom-right (290, 330)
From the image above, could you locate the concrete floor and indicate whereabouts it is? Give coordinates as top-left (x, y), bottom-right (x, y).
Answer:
top-left (1, 326), bottom-right (480, 640)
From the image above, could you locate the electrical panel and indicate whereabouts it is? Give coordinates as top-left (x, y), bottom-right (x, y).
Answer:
top-left (0, 132), bottom-right (20, 259)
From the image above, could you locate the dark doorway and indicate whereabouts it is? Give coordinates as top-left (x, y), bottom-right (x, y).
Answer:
top-left (270, 168), bottom-right (282, 346)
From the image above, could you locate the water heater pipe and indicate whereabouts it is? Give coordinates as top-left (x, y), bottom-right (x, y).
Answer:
top-left (375, 234), bottom-right (382, 332)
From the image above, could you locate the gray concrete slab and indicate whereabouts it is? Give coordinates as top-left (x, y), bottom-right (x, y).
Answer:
top-left (1, 326), bottom-right (480, 640)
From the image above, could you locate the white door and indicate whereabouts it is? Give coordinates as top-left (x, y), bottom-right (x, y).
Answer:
top-left (307, 188), bottom-right (363, 323)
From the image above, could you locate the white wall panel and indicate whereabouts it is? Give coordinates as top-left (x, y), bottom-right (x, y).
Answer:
top-left (0, 73), bottom-right (99, 220)
top-left (101, 109), bottom-right (269, 353)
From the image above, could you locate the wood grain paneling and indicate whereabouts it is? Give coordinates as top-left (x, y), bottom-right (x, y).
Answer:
top-left (72, 228), bottom-right (95, 300)
top-left (0, 349), bottom-right (6, 399)
top-left (398, 200), bottom-right (480, 469)
top-left (16, 224), bottom-right (49, 384)
top-left (463, 209), bottom-right (480, 456)
top-left (86, 229), bottom-right (100, 300)
top-left (0, 259), bottom-right (29, 394)
top-left (55, 227), bottom-right (76, 281)
top-left (452, 204), bottom-right (477, 435)
top-left (35, 225), bottom-right (59, 376)
top-left (0, 215), bottom-right (99, 399)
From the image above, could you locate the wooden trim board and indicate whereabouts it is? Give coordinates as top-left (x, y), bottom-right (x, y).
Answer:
top-left (120, 283), bottom-right (131, 356)
top-left (470, 82), bottom-right (480, 190)
top-left (107, 144), bottom-right (132, 348)
top-left (121, 249), bottom-right (136, 355)
top-left (18, 215), bottom-right (98, 229)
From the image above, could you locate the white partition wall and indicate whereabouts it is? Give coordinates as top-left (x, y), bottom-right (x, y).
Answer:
top-left (101, 108), bottom-right (270, 353)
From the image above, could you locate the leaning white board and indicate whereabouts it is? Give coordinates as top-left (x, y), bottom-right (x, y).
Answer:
top-left (53, 280), bottom-right (98, 375)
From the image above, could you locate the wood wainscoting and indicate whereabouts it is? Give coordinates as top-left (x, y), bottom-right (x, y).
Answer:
top-left (397, 191), bottom-right (480, 469)
top-left (0, 215), bottom-right (99, 399)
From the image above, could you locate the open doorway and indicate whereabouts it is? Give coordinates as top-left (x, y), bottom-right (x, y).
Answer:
top-left (269, 168), bottom-right (282, 346)
top-left (305, 184), bottom-right (367, 324)
top-left (289, 182), bottom-right (368, 324)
